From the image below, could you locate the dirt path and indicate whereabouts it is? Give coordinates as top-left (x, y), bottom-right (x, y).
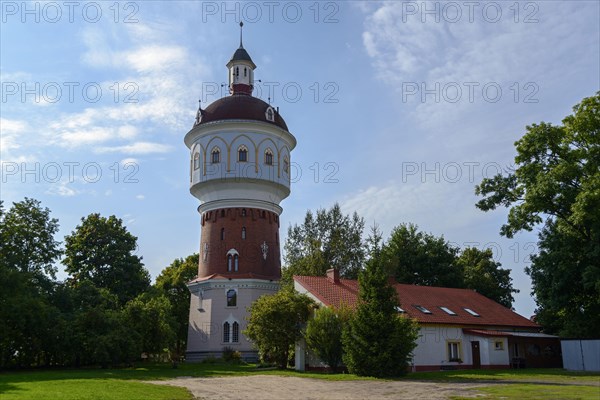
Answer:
top-left (149, 375), bottom-right (488, 399)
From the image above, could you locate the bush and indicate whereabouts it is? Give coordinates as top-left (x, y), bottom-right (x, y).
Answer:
top-left (222, 346), bottom-right (243, 363)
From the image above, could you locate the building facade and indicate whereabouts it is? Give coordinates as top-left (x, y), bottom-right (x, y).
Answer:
top-left (184, 29), bottom-right (296, 361)
top-left (294, 271), bottom-right (562, 371)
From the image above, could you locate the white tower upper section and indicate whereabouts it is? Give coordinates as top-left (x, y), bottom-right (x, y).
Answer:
top-left (184, 28), bottom-right (296, 215)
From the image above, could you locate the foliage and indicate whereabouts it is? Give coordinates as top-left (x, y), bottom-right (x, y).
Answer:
top-left (0, 199), bottom-right (62, 368)
top-left (155, 254), bottom-right (199, 361)
top-left (63, 213), bottom-right (150, 306)
top-left (244, 289), bottom-right (314, 368)
top-left (124, 292), bottom-right (175, 357)
top-left (456, 247), bottom-right (519, 308)
top-left (342, 259), bottom-right (418, 377)
top-left (282, 203), bottom-right (365, 285)
top-left (380, 223), bottom-right (462, 287)
top-left (305, 306), bottom-right (350, 372)
top-left (475, 92), bottom-right (600, 336)
top-left (222, 346), bottom-right (243, 363)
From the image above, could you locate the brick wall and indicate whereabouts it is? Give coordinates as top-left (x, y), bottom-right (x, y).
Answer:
top-left (199, 207), bottom-right (281, 279)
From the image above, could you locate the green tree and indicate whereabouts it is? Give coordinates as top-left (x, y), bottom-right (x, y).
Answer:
top-left (244, 289), bottom-right (314, 368)
top-left (305, 306), bottom-right (350, 372)
top-left (342, 259), bottom-right (418, 377)
top-left (155, 254), bottom-right (199, 362)
top-left (457, 247), bottom-right (519, 308)
top-left (475, 92), bottom-right (600, 336)
top-left (0, 199), bottom-right (62, 368)
top-left (381, 223), bottom-right (463, 287)
top-left (63, 213), bottom-right (150, 305)
top-left (124, 292), bottom-right (175, 357)
top-left (282, 203), bottom-right (365, 285)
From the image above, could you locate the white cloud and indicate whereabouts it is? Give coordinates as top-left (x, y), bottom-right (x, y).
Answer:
top-left (136, 194), bottom-right (145, 200)
top-left (96, 141), bottom-right (172, 154)
top-left (120, 157), bottom-right (139, 166)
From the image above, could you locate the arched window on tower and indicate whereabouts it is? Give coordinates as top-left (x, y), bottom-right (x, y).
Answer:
top-left (244, 67), bottom-right (247, 77)
top-left (241, 208), bottom-right (247, 217)
top-left (238, 145), bottom-right (248, 162)
top-left (221, 228), bottom-right (225, 241)
top-left (193, 152), bottom-right (200, 170)
top-left (241, 227), bottom-right (246, 240)
top-left (265, 107), bottom-right (274, 122)
top-left (211, 147), bottom-right (220, 164)
top-left (283, 156), bottom-right (289, 174)
top-left (264, 148), bottom-right (273, 165)
top-left (223, 321), bottom-right (230, 343)
top-left (235, 67), bottom-right (239, 76)
top-left (232, 321), bottom-right (239, 342)
top-left (226, 249), bottom-right (239, 272)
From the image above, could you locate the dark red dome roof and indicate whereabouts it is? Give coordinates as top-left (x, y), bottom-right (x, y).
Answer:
top-left (198, 94), bottom-right (288, 131)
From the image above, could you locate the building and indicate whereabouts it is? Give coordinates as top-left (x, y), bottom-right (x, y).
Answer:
top-left (294, 270), bottom-right (562, 371)
top-left (184, 25), bottom-right (296, 361)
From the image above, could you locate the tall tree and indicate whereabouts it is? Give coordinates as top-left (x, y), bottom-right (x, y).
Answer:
top-left (381, 223), bottom-right (463, 287)
top-left (283, 203), bottom-right (365, 284)
top-left (244, 289), bottom-right (314, 368)
top-left (475, 92), bottom-right (600, 336)
top-left (456, 247), bottom-right (519, 308)
top-left (342, 259), bottom-right (418, 377)
top-left (0, 199), bottom-right (62, 368)
top-left (63, 214), bottom-right (150, 305)
top-left (155, 253), bottom-right (199, 362)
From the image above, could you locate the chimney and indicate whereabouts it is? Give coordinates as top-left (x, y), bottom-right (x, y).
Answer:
top-left (326, 268), bottom-right (339, 284)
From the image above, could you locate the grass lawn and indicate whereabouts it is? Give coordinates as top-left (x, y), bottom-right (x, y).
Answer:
top-left (1, 364), bottom-right (598, 399)
top-left (452, 383), bottom-right (600, 400)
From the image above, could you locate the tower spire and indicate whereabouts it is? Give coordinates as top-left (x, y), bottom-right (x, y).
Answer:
top-left (239, 21), bottom-right (244, 48)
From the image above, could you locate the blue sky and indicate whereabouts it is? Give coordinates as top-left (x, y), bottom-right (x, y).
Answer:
top-left (1, 1), bottom-right (598, 318)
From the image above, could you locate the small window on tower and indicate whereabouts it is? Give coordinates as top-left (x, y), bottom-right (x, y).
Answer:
top-left (234, 255), bottom-right (239, 271)
top-left (265, 107), bottom-right (275, 122)
top-left (238, 146), bottom-right (248, 162)
top-left (242, 227), bottom-right (246, 240)
top-left (227, 254), bottom-right (232, 271)
top-left (244, 67), bottom-right (247, 77)
top-left (223, 322), bottom-right (230, 343)
top-left (283, 157), bottom-right (289, 174)
top-left (193, 152), bottom-right (200, 170)
top-left (227, 289), bottom-right (237, 307)
top-left (265, 148), bottom-right (273, 165)
top-left (235, 67), bottom-right (239, 76)
top-left (232, 321), bottom-right (239, 342)
top-left (211, 147), bottom-right (220, 164)
top-left (241, 209), bottom-right (247, 217)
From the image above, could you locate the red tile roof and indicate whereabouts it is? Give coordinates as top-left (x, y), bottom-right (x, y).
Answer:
top-left (294, 275), bottom-right (539, 329)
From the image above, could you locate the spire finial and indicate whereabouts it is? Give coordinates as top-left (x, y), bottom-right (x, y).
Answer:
top-left (239, 21), bottom-right (244, 48)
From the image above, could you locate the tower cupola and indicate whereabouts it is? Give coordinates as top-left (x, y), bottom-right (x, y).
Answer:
top-left (227, 22), bottom-right (256, 95)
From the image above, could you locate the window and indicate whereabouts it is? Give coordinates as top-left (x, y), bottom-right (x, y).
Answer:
top-left (283, 157), bottom-right (289, 174)
top-left (232, 322), bottom-right (239, 342)
top-left (221, 209), bottom-right (225, 217)
top-left (413, 305), bottom-right (432, 314)
top-left (238, 146), bottom-right (248, 162)
top-left (241, 208), bottom-right (246, 217)
top-left (211, 147), bottom-right (220, 164)
top-left (221, 228), bottom-right (225, 240)
top-left (244, 67), bottom-right (247, 77)
top-left (242, 227), bottom-right (246, 240)
top-left (235, 67), bottom-right (239, 76)
top-left (264, 148), bottom-right (273, 165)
top-left (265, 107), bottom-right (274, 122)
top-left (495, 341), bottom-right (504, 350)
top-left (463, 308), bottom-right (480, 317)
top-left (394, 306), bottom-right (405, 313)
top-left (227, 249), bottom-right (239, 272)
top-left (227, 289), bottom-right (237, 307)
top-left (447, 341), bottom-right (461, 362)
top-left (227, 254), bottom-right (232, 271)
top-left (234, 255), bottom-right (239, 271)
top-left (223, 322), bottom-right (230, 343)
top-left (439, 306), bottom-right (457, 316)
top-left (193, 152), bottom-right (200, 170)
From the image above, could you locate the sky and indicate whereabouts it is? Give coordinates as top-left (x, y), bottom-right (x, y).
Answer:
top-left (1, 1), bottom-right (599, 318)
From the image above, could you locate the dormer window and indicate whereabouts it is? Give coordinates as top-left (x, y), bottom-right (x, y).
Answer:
top-left (265, 107), bottom-right (275, 122)
top-left (439, 306), bottom-right (457, 316)
top-left (265, 148), bottom-right (273, 165)
top-left (238, 145), bottom-right (248, 162)
top-left (211, 147), bottom-right (221, 164)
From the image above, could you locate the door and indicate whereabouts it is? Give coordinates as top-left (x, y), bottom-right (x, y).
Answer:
top-left (471, 341), bottom-right (481, 368)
